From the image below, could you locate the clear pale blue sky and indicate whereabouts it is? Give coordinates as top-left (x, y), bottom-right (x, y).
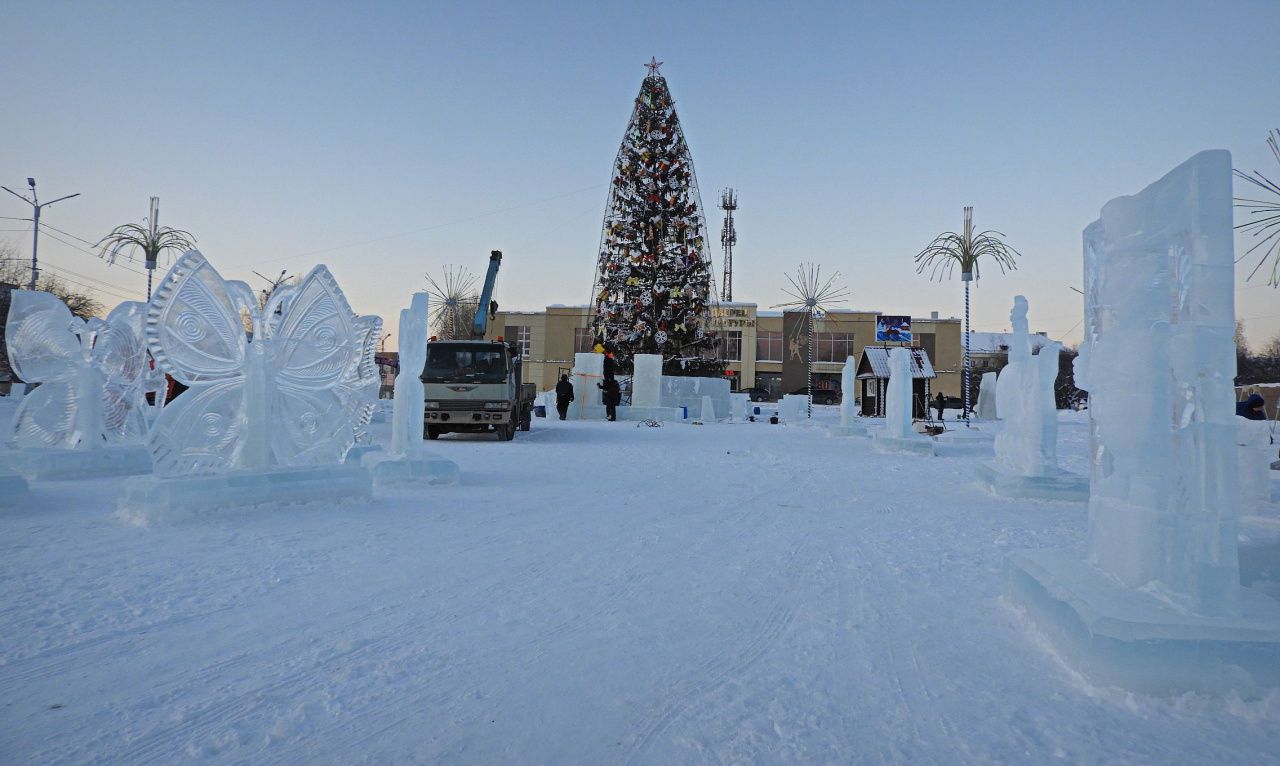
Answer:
top-left (3, 1), bottom-right (1278, 351)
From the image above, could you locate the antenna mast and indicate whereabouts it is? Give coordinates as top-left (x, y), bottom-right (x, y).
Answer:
top-left (719, 188), bottom-right (737, 302)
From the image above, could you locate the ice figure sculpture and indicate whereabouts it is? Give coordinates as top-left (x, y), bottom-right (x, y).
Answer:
top-left (144, 250), bottom-right (362, 476)
top-left (978, 297), bottom-right (1084, 499)
top-left (992, 297), bottom-right (1059, 476)
top-left (2, 291), bottom-right (154, 479)
top-left (390, 293), bottom-right (429, 455)
top-left (1006, 151), bottom-right (1280, 694)
top-left (830, 356), bottom-right (866, 436)
top-left (365, 292), bottom-right (458, 486)
top-left (974, 372), bottom-right (998, 420)
top-left (872, 347), bottom-right (932, 454)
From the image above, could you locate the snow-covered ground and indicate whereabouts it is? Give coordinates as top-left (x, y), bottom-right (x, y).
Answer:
top-left (2, 398), bottom-right (1278, 765)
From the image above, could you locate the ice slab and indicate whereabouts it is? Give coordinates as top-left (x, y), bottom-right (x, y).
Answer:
top-left (365, 449), bottom-right (459, 487)
top-left (779, 394), bottom-right (809, 423)
top-left (1006, 548), bottom-right (1280, 695)
top-left (976, 461), bottom-right (1088, 502)
top-left (631, 354), bottom-right (662, 408)
top-left (117, 464), bottom-right (372, 525)
top-left (729, 393), bottom-right (750, 422)
top-left (571, 353), bottom-right (604, 418)
top-left (0, 445), bottom-right (152, 481)
top-left (0, 469), bottom-right (29, 507)
top-left (578, 404), bottom-right (682, 422)
top-left (1239, 516), bottom-right (1280, 597)
top-left (660, 375), bottom-right (730, 419)
top-left (839, 356), bottom-right (857, 426)
top-left (1239, 420), bottom-right (1274, 516)
top-left (975, 372), bottom-right (999, 420)
top-left (699, 395), bottom-right (715, 422)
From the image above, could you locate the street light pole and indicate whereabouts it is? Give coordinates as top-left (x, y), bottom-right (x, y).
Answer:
top-left (1, 178), bottom-right (80, 290)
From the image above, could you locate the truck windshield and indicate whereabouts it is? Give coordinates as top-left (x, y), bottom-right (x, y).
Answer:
top-left (424, 346), bottom-right (508, 384)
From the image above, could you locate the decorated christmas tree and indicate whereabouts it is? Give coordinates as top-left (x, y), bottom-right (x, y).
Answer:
top-left (590, 58), bottom-right (718, 372)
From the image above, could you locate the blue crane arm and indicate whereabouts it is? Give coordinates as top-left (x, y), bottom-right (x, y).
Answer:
top-left (472, 250), bottom-right (502, 339)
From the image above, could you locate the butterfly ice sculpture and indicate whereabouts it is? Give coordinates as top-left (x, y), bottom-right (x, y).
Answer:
top-left (145, 250), bottom-right (364, 476)
top-left (336, 314), bottom-right (383, 443)
top-left (6, 291), bottom-right (150, 449)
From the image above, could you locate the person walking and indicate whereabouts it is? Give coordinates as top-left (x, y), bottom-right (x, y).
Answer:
top-left (555, 374), bottom-right (574, 420)
top-left (599, 376), bottom-right (621, 421)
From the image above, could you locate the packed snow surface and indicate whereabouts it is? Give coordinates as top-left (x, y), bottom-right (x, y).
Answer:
top-left (2, 399), bottom-right (1279, 765)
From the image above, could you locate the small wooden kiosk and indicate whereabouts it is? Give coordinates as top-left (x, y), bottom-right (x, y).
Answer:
top-left (856, 346), bottom-right (936, 418)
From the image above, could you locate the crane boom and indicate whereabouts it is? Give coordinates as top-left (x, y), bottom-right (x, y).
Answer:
top-left (472, 250), bottom-right (502, 339)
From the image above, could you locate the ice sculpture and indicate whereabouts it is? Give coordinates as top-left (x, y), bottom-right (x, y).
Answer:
top-left (142, 251), bottom-right (369, 475)
top-left (631, 354), bottom-right (662, 408)
top-left (366, 292), bottom-right (458, 486)
top-left (117, 251), bottom-right (374, 521)
top-left (1006, 151), bottom-right (1280, 694)
top-left (343, 315), bottom-right (383, 445)
top-left (2, 292), bottom-right (153, 479)
top-left (872, 348), bottom-right (933, 454)
top-left (830, 356), bottom-right (866, 436)
top-left (978, 297), bottom-right (1084, 499)
top-left (974, 372), bottom-right (998, 420)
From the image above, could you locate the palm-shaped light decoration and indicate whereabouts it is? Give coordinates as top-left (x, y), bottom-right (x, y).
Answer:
top-left (773, 263), bottom-right (850, 418)
top-left (1234, 129), bottom-right (1280, 287)
top-left (425, 265), bottom-right (480, 340)
top-left (914, 206), bottom-right (1019, 425)
top-left (97, 197), bottom-right (196, 300)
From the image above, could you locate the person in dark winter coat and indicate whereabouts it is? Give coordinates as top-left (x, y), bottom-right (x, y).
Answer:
top-left (599, 376), bottom-right (621, 421)
top-left (555, 374), bottom-right (574, 420)
top-left (933, 391), bottom-right (946, 422)
top-left (1237, 392), bottom-right (1266, 421)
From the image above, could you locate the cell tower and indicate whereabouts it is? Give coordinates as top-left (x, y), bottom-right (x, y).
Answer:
top-left (719, 188), bottom-right (738, 301)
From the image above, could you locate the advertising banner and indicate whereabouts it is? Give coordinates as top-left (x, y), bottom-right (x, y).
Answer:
top-left (875, 315), bottom-right (912, 343)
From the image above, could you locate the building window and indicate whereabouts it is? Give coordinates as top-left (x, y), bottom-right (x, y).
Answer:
top-left (573, 327), bottom-right (596, 354)
top-left (507, 325), bottom-right (531, 359)
top-left (756, 331), bottom-right (782, 361)
top-left (813, 332), bottom-right (855, 362)
top-left (724, 330), bottom-right (742, 361)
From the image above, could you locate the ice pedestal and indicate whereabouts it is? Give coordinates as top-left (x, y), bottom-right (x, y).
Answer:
top-left (0, 445), bottom-right (152, 480)
top-left (729, 393), bottom-right (750, 422)
top-left (976, 461), bottom-right (1088, 501)
top-left (579, 404), bottom-right (681, 421)
top-left (117, 464), bottom-right (373, 525)
top-left (0, 469), bottom-right (28, 506)
top-left (698, 395), bottom-right (716, 423)
top-left (1006, 549), bottom-right (1280, 695)
top-left (933, 428), bottom-right (994, 457)
top-left (364, 448), bottom-right (459, 487)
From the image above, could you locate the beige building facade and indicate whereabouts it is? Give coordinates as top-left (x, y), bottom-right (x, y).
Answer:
top-left (488, 302), bottom-right (963, 400)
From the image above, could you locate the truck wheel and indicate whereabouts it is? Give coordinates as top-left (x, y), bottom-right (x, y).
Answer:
top-left (425, 425), bottom-right (440, 440)
top-left (519, 415), bottom-right (531, 432)
top-left (500, 423), bottom-right (516, 441)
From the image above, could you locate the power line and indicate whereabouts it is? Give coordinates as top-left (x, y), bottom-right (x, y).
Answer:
top-left (37, 221), bottom-right (149, 275)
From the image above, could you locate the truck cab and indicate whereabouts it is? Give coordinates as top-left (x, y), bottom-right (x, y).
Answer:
top-left (422, 339), bottom-right (533, 440)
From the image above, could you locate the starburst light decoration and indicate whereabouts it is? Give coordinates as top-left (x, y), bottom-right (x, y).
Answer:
top-left (424, 266), bottom-right (480, 340)
top-left (1234, 129), bottom-right (1280, 286)
top-left (773, 263), bottom-right (850, 417)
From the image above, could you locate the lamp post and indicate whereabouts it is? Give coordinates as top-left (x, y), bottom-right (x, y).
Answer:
top-left (1, 178), bottom-right (80, 290)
